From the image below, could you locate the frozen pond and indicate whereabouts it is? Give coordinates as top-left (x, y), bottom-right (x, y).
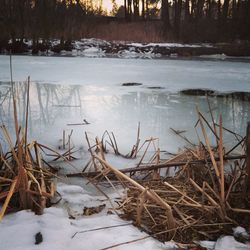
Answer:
top-left (0, 55), bottom-right (250, 153)
top-left (1, 55), bottom-right (250, 92)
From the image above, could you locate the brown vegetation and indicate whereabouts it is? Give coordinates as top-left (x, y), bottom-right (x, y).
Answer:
top-left (72, 105), bottom-right (250, 245)
top-left (0, 79), bottom-right (58, 218)
top-left (82, 20), bottom-right (166, 43)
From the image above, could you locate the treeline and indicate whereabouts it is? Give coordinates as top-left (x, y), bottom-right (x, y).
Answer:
top-left (0, 0), bottom-right (250, 44)
top-left (124, 0), bottom-right (250, 41)
top-left (0, 0), bottom-right (104, 43)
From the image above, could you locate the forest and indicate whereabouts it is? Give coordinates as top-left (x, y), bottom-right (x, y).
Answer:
top-left (0, 0), bottom-right (250, 46)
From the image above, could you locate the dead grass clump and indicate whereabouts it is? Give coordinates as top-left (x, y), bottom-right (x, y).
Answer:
top-left (78, 20), bottom-right (170, 43)
top-left (81, 104), bottom-right (250, 245)
top-left (0, 78), bottom-right (56, 219)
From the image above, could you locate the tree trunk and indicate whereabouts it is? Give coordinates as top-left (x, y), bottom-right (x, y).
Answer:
top-left (185, 0), bottom-right (190, 21)
top-left (217, 0), bottom-right (221, 20)
top-left (161, 0), bottom-right (171, 28)
top-left (206, 0), bottom-right (212, 19)
top-left (142, 0), bottom-right (145, 19)
top-left (124, 0), bottom-right (128, 19)
top-left (222, 0), bottom-right (230, 20)
top-left (174, 0), bottom-right (182, 39)
top-left (133, 0), bottom-right (139, 19)
top-left (196, 0), bottom-right (205, 19)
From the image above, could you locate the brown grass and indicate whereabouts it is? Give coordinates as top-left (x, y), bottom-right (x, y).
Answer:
top-left (62, 20), bottom-right (174, 43)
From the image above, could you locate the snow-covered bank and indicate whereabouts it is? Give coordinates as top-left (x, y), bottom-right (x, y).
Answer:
top-left (1, 180), bottom-right (250, 250)
top-left (1, 38), bottom-right (250, 58)
top-left (0, 182), bottom-right (174, 250)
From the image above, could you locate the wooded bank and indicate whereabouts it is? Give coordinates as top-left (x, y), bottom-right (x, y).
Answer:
top-left (0, 0), bottom-right (250, 44)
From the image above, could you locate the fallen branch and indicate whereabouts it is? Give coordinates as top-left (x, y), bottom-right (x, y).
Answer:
top-left (66, 154), bottom-right (246, 178)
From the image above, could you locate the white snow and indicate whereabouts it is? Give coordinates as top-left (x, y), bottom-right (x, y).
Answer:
top-left (199, 237), bottom-right (250, 250)
top-left (0, 182), bottom-right (174, 250)
top-left (200, 54), bottom-right (227, 59)
top-left (234, 227), bottom-right (250, 239)
top-left (1, 179), bottom-right (250, 250)
top-left (130, 42), bottom-right (211, 48)
top-left (214, 236), bottom-right (250, 250)
top-left (118, 49), bottom-right (161, 59)
top-left (19, 38), bottom-right (218, 59)
top-left (81, 47), bottom-right (105, 57)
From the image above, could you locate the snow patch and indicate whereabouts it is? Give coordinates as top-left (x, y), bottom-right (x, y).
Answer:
top-left (0, 183), bottom-right (174, 250)
top-left (214, 236), bottom-right (250, 250)
top-left (234, 227), bottom-right (250, 239)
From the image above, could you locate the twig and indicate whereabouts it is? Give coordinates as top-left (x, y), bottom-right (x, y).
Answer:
top-left (71, 223), bottom-right (132, 238)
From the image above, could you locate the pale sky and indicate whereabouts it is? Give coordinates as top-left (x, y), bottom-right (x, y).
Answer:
top-left (102, 0), bottom-right (124, 13)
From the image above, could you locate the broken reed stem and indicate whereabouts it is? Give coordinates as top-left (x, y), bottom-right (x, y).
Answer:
top-left (0, 76), bottom-right (57, 218)
top-left (94, 155), bottom-right (176, 234)
top-left (100, 223), bottom-right (193, 250)
top-left (1, 126), bottom-right (28, 209)
top-left (35, 143), bottom-right (47, 214)
top-left (67, 154), bottom-right (246, 178)
top-left (225, 136), bottom-right (245, 156)
top-left (130, 122), bottom-right (141, 158)
top-left (152, 147), bottom-right (160, 179)
top-left (24, 77), bottom-right (30, 151)
top-left (85, 132), bottom-right (98, 171)
top-left (170, 128), bottom-right (195, 146)
top-left (68, 135), bottom-right (71, 160)
top-left (136, 139), bottom-right (152, 167)
top-left (0, 177), bottom-right (17, 220)
top-left (206, 96), bottom-right (219, 147)
top-left (189, 178), bottom-right (226, 220)
top-left (245, 122), bottom-right (250, 193)
top-left (71, 223), bottom-right (133, 239)
top-left (63, 130), bottom-right (65, 149)
top-left (136, 188), bottom-right (148, 226)
top-left (9, 56), bottom-right (29, 209)
top-left (102, 131), bottom-right (119, 155)
top-left (135, 122), bottom-right (141, 157)
top-left (196, 107), bottom-right (220, 179)
top-left (164, 181), bottom-right (201, 207)
top-left (219, 115), bottom-right (225, 203)
top-left (111, 132), bottom-right (119, 155)
top-left (96, 138), bottom-right (106, 161)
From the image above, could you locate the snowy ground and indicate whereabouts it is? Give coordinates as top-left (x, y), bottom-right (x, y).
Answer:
top-left (0, 55), bottom-right (250, 249)
top-left (0, 182), bottom-right (175, 250)
top-left (3, 38), bottom-right (250, 58)
top-left (1, 181), bottom-right (250, 250)
top-left (16, 38), bottom-right (216, 58)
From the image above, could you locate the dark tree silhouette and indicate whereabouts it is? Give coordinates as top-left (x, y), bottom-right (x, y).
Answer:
top-left (0, 0), bottom-right (249, 44)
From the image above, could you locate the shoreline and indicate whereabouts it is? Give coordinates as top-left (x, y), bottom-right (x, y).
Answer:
top-left (1, 38), bottom-right (250, 58)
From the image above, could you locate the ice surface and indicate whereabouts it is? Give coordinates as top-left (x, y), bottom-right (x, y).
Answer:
top-left (1, 55), bottom-right (250, 92)
top-left (0, 55), bottom-right (250, 154)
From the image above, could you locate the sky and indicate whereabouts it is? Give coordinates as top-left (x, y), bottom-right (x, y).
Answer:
top-left (102, 0), bottom-right (123, 13)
